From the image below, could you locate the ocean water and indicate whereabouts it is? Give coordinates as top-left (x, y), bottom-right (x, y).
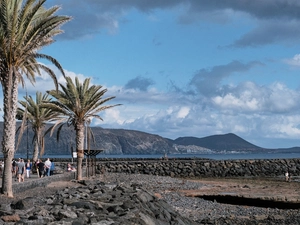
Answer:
top-left (11, 152), bottom-right (300, 160)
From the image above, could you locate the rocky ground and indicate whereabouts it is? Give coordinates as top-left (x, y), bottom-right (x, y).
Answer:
top-left (0, 173), bottom-right (300, 224)
top-left (102, 173), bottom-right (300, 224)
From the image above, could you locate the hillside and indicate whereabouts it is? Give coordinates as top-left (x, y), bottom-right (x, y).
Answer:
top-left (11, 124), bottom-right (175, 156)
top-left (173, 133), bottom-right (264, 152)
top-left (0, 123), bottom-right (298, 156)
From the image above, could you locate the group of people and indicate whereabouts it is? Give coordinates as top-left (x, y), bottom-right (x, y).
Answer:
top-left (35, 158), bottom-right (55, 178)
top-left (11, 158), bottom-right (55, 181)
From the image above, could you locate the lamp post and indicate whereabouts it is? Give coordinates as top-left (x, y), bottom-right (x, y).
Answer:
top-left (26, 119), bottom-right (29, 160)
top-left (85, 118), bottom-right (91, 151)
top-left (85, 118), bottom-right (91, 177)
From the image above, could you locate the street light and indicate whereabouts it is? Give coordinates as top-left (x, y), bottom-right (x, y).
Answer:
top-left (26, 119), bottom-right (29, 160)
top-left (16, 113), bottom-right (29, 159)
top-left (85, 118), bottom-right (91, 151)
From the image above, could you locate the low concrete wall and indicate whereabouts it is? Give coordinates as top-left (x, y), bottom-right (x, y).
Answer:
top-left (97, 158), bottom-right (300, 178)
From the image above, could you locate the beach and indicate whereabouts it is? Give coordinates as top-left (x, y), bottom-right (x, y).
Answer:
top-left (1, 172), bottom-right (300, 224)
top-left (103, 173), bottom-right (300, 224)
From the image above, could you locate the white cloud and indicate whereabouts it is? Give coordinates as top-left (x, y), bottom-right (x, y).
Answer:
top-left (177, 106), bottom-right (190, 119)
top-left (100, 108), bottom-right (124, 125)
top-left (260, 115), bottom-right (300, 139)
top-left (211, 81), bottom-right (300, 113)
top-left (283, 54), bottom-right (300, 67)
top-left (212, 93), bottom-right (259, 111)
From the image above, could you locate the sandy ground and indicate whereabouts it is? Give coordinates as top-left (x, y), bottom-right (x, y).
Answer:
top-left (181, 177), bottom-right (300, 203)
top-left (2, 174), bottom-right (300, 206)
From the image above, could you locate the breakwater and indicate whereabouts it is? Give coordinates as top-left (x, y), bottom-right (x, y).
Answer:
top-left (96, 158), bottom-right (300, 178)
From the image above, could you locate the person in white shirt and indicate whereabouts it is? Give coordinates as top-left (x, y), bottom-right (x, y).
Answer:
top-left (44, 158), bottom-right (51, 176)
top-left (285, 171), bottom-right (289, 182)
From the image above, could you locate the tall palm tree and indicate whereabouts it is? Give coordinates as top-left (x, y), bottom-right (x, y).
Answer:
top-left (17, 92), bottom-right (60, 162)
top-left (44, 76), bottom-right (120, 180)
top-left (0, 0), bottom-right (70, 197)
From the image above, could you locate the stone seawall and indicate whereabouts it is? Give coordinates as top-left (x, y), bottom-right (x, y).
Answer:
top-left (97, 158), bottom-right (300, 178)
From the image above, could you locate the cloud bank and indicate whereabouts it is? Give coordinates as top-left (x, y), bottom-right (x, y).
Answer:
top-left (50, 0), bottom-right (300, 47)
top-left (8, 55), bottom-right (300, 149)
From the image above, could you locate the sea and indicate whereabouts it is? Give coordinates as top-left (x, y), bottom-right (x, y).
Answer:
top-left (9, 152), bottom-right (300, 160)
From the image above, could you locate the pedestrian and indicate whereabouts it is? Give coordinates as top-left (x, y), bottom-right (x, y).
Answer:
top-left (0, 161), bottom-right (3, 177)
top-left (35, 159), bottom-right (40, 177)
top-left (285, 171), bottom-right (289, 182)
top-left (50, 160), bottom-right (55, 176)
top-left (37, 159), bottom-right (45, 178)
top-left (44, 158), bottom-right (51, 176)
top-left (25, 159), bottom-right (32, 178)
top-left (17, 158), bottom-right (25, 182)
top-left (12, 159), bottom-right (17, 179)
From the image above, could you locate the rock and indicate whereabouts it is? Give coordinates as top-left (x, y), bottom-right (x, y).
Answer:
top-left (1, 214), bottom-right (20, 222)
top-left (57, 209), bottom-right (78, 219)
top-left (0, 177), bottom-right (196, 225)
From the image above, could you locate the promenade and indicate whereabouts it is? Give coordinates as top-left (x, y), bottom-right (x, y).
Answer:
top-left (0, 172), bottom-right (76, 194)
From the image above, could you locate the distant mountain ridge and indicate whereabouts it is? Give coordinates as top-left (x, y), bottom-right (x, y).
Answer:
top-left (0, 122), bottom-right (299, 156)
top-left (174, 133), bottom-right (264, 152)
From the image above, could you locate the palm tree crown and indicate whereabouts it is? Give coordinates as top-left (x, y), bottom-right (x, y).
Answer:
top-left (0, 0), bottom-right (70, 88)
top-left (17, 92), bottom-right (60, 161)
top-left (44, 76), bottom-right (120, 180)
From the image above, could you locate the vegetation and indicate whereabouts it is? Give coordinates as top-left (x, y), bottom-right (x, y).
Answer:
top-left (43, 76), bottom-right (120, 180)
top-left (17, 92), bottom-right (60, 162)
top-left (0, 0), bottom-right (70, 197)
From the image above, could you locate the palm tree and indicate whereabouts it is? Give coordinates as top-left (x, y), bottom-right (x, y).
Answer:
top-left (17, 92), bottom-right (60, 162)
top-left (0, 0), bottom-right (70, 197)
top-left (44, 76), bottom-right (120, 180)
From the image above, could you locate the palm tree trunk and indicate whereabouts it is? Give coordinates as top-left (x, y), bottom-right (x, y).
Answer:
top-left (32, 127), bottom-right (42, 162)
top-left (1, 70), bottom-right (19, 197)
top-left (76, 123), bottom-right (85, 180)
top-left (32, 139), bottom-right (39, 163)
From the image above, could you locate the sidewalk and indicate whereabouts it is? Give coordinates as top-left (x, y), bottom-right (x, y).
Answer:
top-left (12, 173), bottom-right (40, 182)
top-left (1, 172), bottom-right (76, 194)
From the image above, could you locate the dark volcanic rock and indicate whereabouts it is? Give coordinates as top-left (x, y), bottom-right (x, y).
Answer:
top-left (1, 180), bottom-right (197, 225)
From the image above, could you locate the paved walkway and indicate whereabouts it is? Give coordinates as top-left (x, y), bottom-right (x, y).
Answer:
top-left (11, 173), bottom-right (46, 182)
top-left (0, 172), bottom-right (76, 193)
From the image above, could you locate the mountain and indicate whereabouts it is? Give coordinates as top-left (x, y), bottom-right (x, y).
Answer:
top-left (0, 122), bottom-right (298, 155)
top-left (11, 124), bottom-right (175, 156)
top-left (173, 133), bottom-right (265, 153)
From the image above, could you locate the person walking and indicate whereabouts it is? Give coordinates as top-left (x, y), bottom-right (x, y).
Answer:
top-left (0, 161), bottom-right (3, 177)
top-left (44, 158), bottom-right (51, 176)
top-left (17, 158), bottom-right (25, 182)
top-left (50, 160), bottom-right (55, 176)
top-left (25, 159), bottom-right (32, 178)
top-left (12, 159), bottom-right (17, 180)
top-left (37, 160), bottom-right (45, 178)
top-left (285, 171), bottom-right (289, 182)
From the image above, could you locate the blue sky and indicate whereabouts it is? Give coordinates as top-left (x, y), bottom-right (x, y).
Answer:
top-left (10, 0), bottom-right (300, 148)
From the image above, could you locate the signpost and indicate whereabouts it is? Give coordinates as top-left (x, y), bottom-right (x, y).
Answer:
top-left (84, 149), bottom-right (103, 177)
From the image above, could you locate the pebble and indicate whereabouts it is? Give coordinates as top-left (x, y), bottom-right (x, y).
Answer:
top-left (104, 173), bottom-right (300, 224)
top-left (1, 172), bottom-right (300, 224)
